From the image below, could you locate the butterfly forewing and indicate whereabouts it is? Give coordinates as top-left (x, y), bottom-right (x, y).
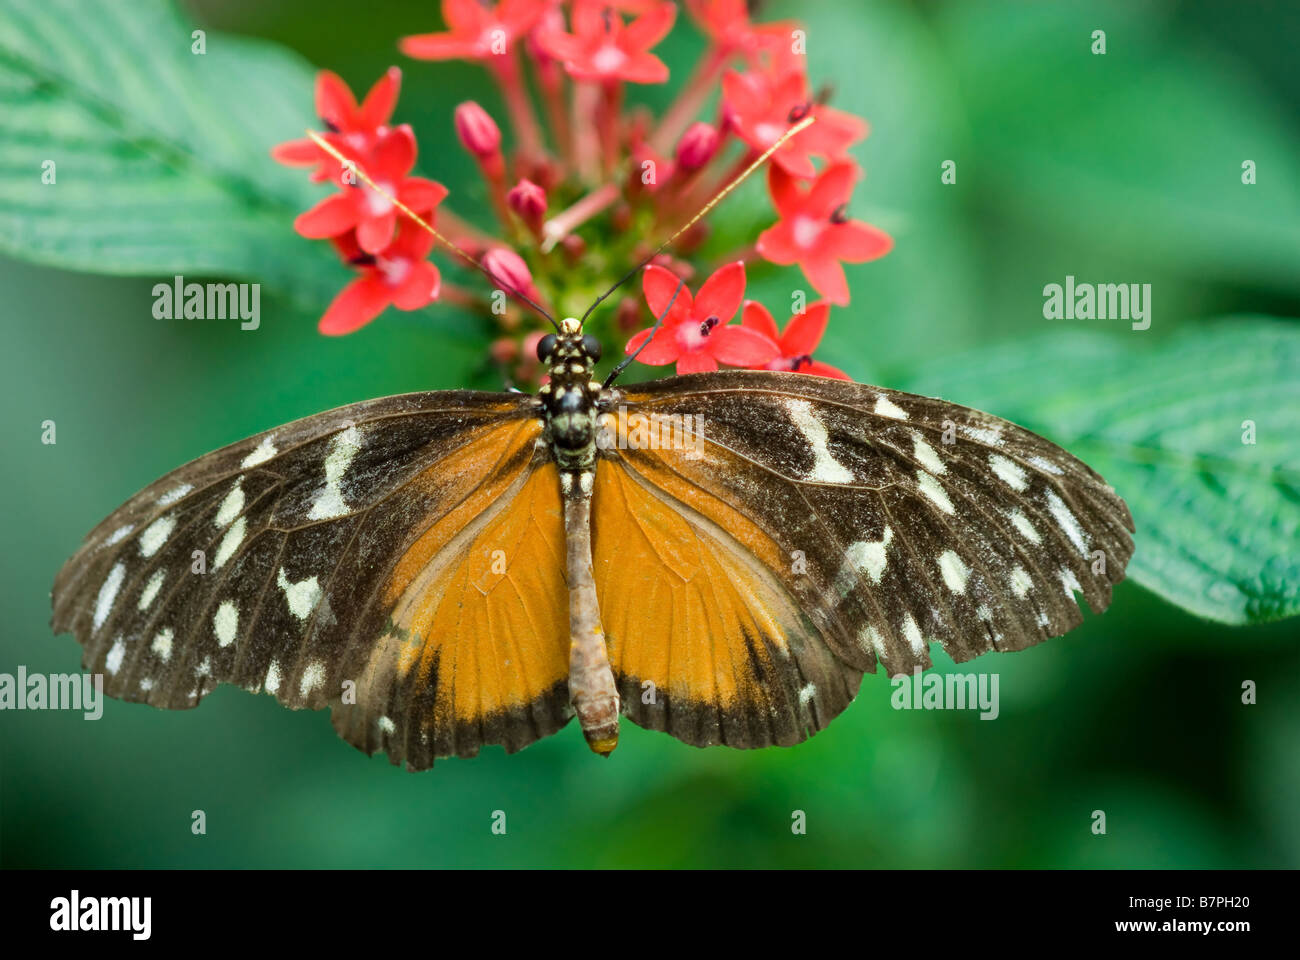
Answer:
top-left (50, 390), bottom-right (575, 769)
top-left (608, 371), bottom-right (1134, 685)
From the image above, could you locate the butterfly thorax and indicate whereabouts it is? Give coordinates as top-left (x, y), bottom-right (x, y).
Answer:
top-left (537, 318), bottom-right (604, 477)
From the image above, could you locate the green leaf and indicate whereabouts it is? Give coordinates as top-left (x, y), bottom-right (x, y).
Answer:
top-left (0, 0), bottom-right (343, 307)
top-left (899, 319), bottom-right (1300, 625)
top-left (937, 0), bottom-right (1300, 292)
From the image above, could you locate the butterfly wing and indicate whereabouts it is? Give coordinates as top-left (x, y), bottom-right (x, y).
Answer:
top-left (599, 370), bottom-right (1134, 744)
top-left (52, 390), bottom-right (572, 770)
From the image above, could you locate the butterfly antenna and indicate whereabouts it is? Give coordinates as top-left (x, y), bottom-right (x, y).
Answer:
top-left (579, 113), bottom-right (817, 328)
top-left (305, 130), bottom-right (559, 332)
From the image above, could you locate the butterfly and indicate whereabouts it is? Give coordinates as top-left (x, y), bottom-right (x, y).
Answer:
top-left (50, 122), bottom-right (1134, 770)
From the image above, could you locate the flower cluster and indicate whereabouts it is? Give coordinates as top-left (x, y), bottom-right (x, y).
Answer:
top-left (273, 0), bottom-right (892, 379)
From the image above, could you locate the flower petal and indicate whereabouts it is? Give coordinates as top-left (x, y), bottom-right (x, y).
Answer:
top-left (625, 325), bottom-right (682, 365)
top-left (642, 264), bottom-right (694, 325)
top-left (398, 34), bottom-right (479, 61)
top-left (693, 261), bottom-right (746, 323)
top-left (358, 67), bottom-right (402, 129)
top-left (318, 276), bottom-right (390, 335)
top-left (676, 350), bottom-right (719, 375)
top-left (398, 177), bottom-right (449, 214)
top-left (832, 221), bottom-right (894, 263)
top-left (315, 70), bottom-right (358, 128)
top-left (356, 210), bottom-right (398, 255)
top-left (709, 325), bottom-right (781, 367)
top-left (801, 256), bottom-right (850, 306)
top-left (620, 52), bottom-right (670, 84)
top-left (372, 125), bottom-right (417, 177)
top-left (756, 222), bottom-right (800, 265)
top-left (767, 163), bottom-right (804, 219)
top-left (444, 0), bottom-right (491, 34)
top-left (294, 193), bottom-right (358, 238)
top-left (805, 360), bottom-right (851, 380)
top-left (271, 138), bottom-right (322, 166)
top-left (780, 301), bottom-right (831, 355)
top-left (624, 1), bottom-right (677, 49)
top-left (392, 261), bottom-right (441, 310)
top-left (806, 162), bottom-right (860, 218)
top-left (740, 300), bottom-right (780, 341)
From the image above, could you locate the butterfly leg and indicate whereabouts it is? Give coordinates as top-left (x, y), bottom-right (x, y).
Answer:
top-left (562, 471), bottom-right (620, 756)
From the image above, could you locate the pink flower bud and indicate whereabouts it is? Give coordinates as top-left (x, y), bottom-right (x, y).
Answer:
top-left (507, 178), bottom-right (547, 229)
top-left (482, 247), bottom-right (539, 300)
top-left (454, 101), bottom-right (502, 159)
top-left (675, 122), bottom-right (720, 172)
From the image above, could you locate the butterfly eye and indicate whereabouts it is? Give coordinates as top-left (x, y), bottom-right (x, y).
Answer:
top-left (537, 334), bottom-right (558, 362)
top-left (581, 335), bottom-right (602, 362)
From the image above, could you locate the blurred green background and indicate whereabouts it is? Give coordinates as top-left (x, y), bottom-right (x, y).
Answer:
top-left (2, 0), bottom-right (1298, 868)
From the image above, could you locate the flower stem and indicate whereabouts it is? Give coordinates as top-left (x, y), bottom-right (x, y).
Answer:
top-left (540, 182), bottom-right (620, 252)
top-left (491, 52), bottom-right (543, 159)
top-left (572, 82), bottom-right (601, 182)
top-left (598, 80), bottom-right (624, 180)
top-left (650, 47), bottom-right (729, 155)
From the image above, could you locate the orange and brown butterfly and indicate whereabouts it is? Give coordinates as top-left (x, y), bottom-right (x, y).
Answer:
top-left (51, 121), bottom-right (1134, 771)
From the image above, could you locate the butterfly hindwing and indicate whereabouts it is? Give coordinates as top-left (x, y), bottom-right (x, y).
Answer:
top-left (591, 455), bottom-right (862, 748)
top-left (51, 390), bottom-right (573, 770)
top-left (609, 371), bottom-right (1134, 682)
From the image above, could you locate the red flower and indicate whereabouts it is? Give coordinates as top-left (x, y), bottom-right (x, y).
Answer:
top-left (538, 0), bottom-right (676, 84)
top-left (625, 262), bottom-right (778, 374)
top-left (740, 300), bottom-right (849, 379)
top-left (399, 0), bottom-right (546, 62)
top-left (756, 162), bottom-right (892, 306)
top-left (686, 0), bottom-right (795, 61)
top-left (272, 68), bottom-right (402, 181)
top-left (319, 225), bottom-right (441, 336)
top-left (293, 126), bottom-right (448, 255)
top-left (722, 68), bottom-right (866, 179)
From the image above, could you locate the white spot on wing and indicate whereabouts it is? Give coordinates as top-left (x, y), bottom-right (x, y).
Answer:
top-left (1010, 566), bottom-right (1033, 597)
top-left (786, 400), bottom-right (853, 483)
top-left (1060, 567), bottom-right (1082, 597)
top-left (105, 638), bottom-right (126, 675)
top-left (873, 394), bottom-right (908, 419)
top-left (838, 527), bottom-right (894, 590)
top-left (151, 628), bottom-right (174, 662)
top-left (1045, 490), bottom-right (1088, 556)
top-left (798, 682), bottom-right (816, 706)
top-left (916, 470), bottom-right (955, 514)
top-left (961, 424), bottom-right (1002, 446)
top-left (214, 479), bottom-right (245, 528)
top-left (212, 515), bottom-right (246, 570)
top-left (139, 514), bottom-right (176, 557)
top-left (138, 568), bottom-right (166, 610)
top-left (1028, 455), bottom-right (1064, 475)
top-left (241, 436), bottom-right (277, 468)
top-left (158, 483), bottom-right (193, 506)
top-left (901, 614), bottom-right (926, 657)
top-left (299, 660), bottom-right (326, 697)
top-left (989, 454), bottom-right (1028, 491)
top-left (105, 524), bottom-right (133, 546)
top-left (214, 601), bottom-right (238, 647)
top-left (910, 431), bottom-right (946, 475)
top-left (93, 563), bottom-right (126, 632)
top-left (860, 625), bottom-right (887, 661)
top-left (1007, 508), bottom-right (1041, 544)
top-left (937, 550), bottom-right (969, 594)
top-left (277, 567), bottom-right (322, 621)
top-left (308, 424), bottom-right (362, 520)
top-left (378, 716), bottom-right (396, 734)
top-left (264, 660), bottom-right (281, 694)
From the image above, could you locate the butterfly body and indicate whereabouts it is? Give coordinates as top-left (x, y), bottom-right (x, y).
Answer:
top-left (52, 330), bottom-right (1134, 770)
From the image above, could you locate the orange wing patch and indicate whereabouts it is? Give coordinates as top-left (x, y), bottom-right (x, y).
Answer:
top-left (591, 449), bottom-right (859, 749)
top-left (335, 419), bottom-right (572, 764)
